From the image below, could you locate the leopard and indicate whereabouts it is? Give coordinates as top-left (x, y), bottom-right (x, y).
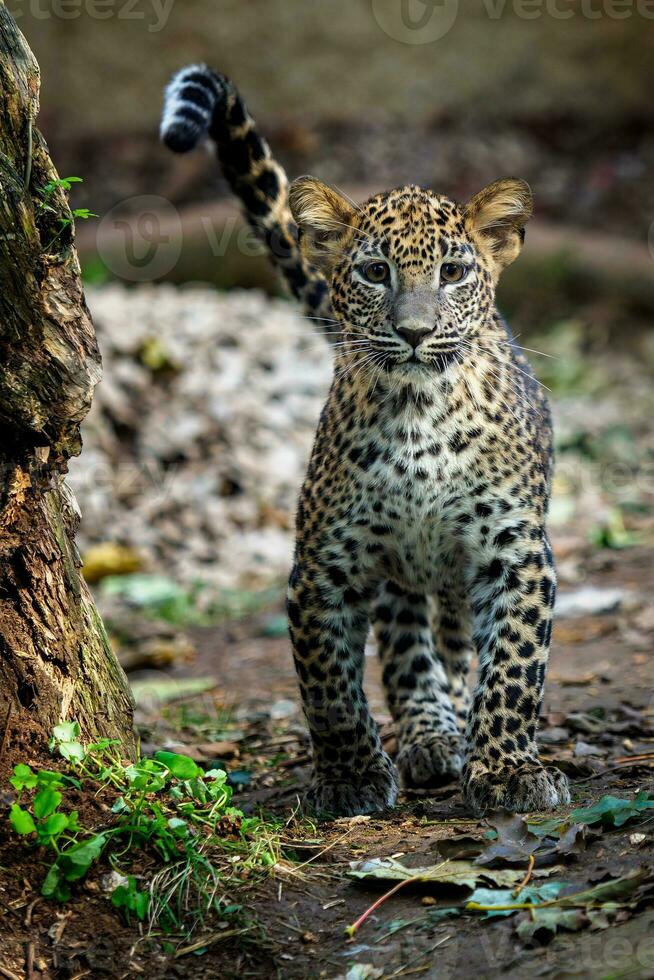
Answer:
top-left (161, 64), bottom-right (570, 817)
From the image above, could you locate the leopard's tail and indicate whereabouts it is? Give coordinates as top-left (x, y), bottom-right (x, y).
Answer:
top-left (160, 64), bottom-right (331, 326)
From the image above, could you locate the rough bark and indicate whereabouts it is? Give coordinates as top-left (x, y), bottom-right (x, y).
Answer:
top-left (0, 5), bottom-right (134, 761)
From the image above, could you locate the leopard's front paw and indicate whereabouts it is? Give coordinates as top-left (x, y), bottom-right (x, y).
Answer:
top-left (306, 753), bottom-right (398, 817)
top-left (463, 759), bottom-right (570, 816)
top-left (397, 734), bottom-right (464, 788)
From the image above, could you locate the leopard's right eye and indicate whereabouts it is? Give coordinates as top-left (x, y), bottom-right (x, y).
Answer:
top-left (440, 262), bottom-right (467, 284)
top-left (361, 261), bottom-right (391, 285)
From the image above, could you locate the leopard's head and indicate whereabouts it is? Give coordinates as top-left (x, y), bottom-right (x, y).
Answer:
top-left (289, 179), bottom-right (532, 382)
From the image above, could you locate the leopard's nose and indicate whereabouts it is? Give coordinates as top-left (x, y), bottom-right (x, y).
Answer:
top-left (395, 323), bottom-right (434, 349)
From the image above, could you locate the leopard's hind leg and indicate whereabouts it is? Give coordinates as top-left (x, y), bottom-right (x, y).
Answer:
top-left (373, 581), bottom-right (465, 788)
top-left (431, 584), bottom-right (474, 731)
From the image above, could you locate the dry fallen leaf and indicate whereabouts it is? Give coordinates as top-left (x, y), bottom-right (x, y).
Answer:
top-left (348, 856), bottom-right (559, 891)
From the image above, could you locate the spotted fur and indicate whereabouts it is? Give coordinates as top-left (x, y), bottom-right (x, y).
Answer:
top-left (162, 69), bottom-right (570, 817)
top-left (161, 64), bottom-right (330, 328)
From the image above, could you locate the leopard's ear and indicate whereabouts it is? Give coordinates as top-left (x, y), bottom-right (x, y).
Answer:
top-left (289, 176), bottom-right (356, 274)
top-left (464, 178), bottom-right (533, 274)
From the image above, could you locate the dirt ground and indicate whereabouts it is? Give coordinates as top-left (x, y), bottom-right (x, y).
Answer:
top-left (1, 539), bottom-right (653, 979)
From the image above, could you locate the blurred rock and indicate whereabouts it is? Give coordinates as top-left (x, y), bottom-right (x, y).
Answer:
top-left (82, 542), bottom-right (144, 583)
top-left (70, 286), bottom-right (331, 592)
top-left (556, 587), bottom-right (629, 619)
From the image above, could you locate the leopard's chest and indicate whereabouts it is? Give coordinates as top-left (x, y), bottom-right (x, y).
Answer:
top-left (346, 410), bottom-right (494, 589)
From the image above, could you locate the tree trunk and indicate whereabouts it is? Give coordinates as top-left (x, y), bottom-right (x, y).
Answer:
top-left (0, 6), bottom-right (134, 762)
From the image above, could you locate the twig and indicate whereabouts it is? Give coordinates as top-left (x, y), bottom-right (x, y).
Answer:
top-left (345, 877), bottom-right (417, 938)
top-left (174, 929), bottom-right (243, 956)
top-left (25, 941), bottom-right (35, 980)
top-left (390, 967), bottom-right (430, 979)
top-left (467, 900), bottom-right (544, 912)
top-left (382, 935), bottom-right (452, 979)
top-left (277, 754), bottom-right (311, 769)
top-left (0, 702), bottom-right (13, 758)
top-left (24, 897), bottom-right (41, 927)
top-left (275, 918), bottom-right (306, 936)
top-left (374, 914), bottom-right (425, 944)
top-left (512, 854), bottom-right (535, 897)
top-left (288, 825), bottom-right (356, 872)
top-left (467, 887), bottom-right (624, 914)
top-left (0, 966), bottom-right (23, 980)
top-left (574, 759), bottom-right (654, 783)
top-left (345, 861), bottom-right (450, 939)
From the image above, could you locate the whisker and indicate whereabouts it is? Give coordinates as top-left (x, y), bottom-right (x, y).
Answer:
top-left (333, 349), bottom-right (374, 382)
top-left (298, 341), bottom-right (372, 354)
top-left (474, 342), bottom-right (552, 393)
top-left (298, 316), bottom-right (341, 324)
top-left (324, 217), bottom-right (375, 242)
top-left (501, 342), bottom-right (556, 360)
top-left (331, 183), bottom-right (365, 216)
top-left (461, 339), bottom-right (544, 425)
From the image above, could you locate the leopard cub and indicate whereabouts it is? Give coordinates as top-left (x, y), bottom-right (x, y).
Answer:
top-left (162, 64), bottom-right (570, 817)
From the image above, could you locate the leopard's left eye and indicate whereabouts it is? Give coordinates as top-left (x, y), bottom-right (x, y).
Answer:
top-left (440, 262), bottom-right (468, 284)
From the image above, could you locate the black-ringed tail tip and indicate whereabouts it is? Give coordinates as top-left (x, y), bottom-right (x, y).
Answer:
top-left (160, 64), bottom-right (228, 154)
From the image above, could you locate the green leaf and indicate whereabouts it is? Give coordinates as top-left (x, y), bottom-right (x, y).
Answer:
top-left (467, 882), bottom-right (566, 917)
top-left (42, 863), bottom-right (71, 901)
top-left (85, 738), bottom-right (119, 753)
top-left (59, 835), bottom-right (106, 881)
top-left (53, 721), bottom-right (81, 742)
top-left (111, 883), bottom-right (130, 909)
top-left (227, 769), bottom-right (251, 789)
top-left (57, 741), bottom-right (86, 763)
top-left (154, 751), bottom-right (202, 780)
top-left (10, 763), bottom-right (37, 791)
top-left (9, 804), bottom-right (36, 835)
top-left (66, 811), bottom-right (81, 832)
top-left (526, 816), bottom-right (570, 838)
top-left (134, 890), bottom-right (150, 920)
top-left (167, 816), bottom-right (188, 835)
top-left (35, 770), bottom-right (67, 789)
top-left (102, 573), bottom-right (187, 607)
top-left (261, 614), bottom-right (288, 637)
top-left (559, 868), bottom-right (650, 906)
top-left (41, 812), bottom-right (69, 837)
top-left (33, 788), bottom-right (62, 820)
top-left (204, 768), bottom-right (228, 782)
top-left (570, 793), bottom-right (654, 829)
top-left (426, 906), bottom-right (462, 924)
top-left (129, 676), bottom-right (216, 706)
top-left (341, 966), bottom-right (383, 980)
top-left (111, 877), bottom-right (150, 921)
top-left (124, 765), bottom-right (166, 793)
top-left (516, 905), bottom-right (587, 942)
